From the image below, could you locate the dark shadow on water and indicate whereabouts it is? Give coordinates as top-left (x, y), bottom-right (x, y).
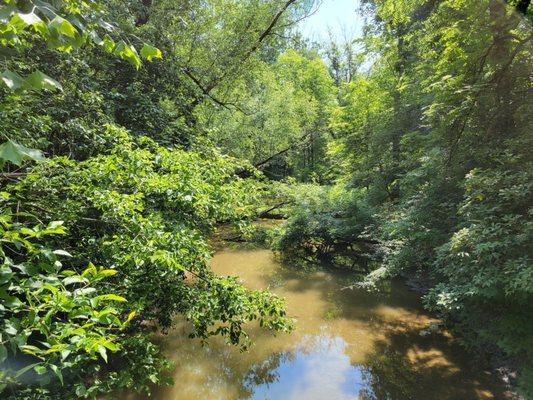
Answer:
top-left (231, 251), bottom-right (509, 400)
top-left (356, 322), bottom-right (508, 400)
top-left (264, 254), bottom-right (425, 321)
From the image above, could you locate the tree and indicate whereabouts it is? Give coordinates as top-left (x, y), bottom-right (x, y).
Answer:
top-left (204, 48), bottom-right (336, 181)
top-left (1, 0), bottom-right (301, 398)
top-left (278, 1), bottom-right (533, 395)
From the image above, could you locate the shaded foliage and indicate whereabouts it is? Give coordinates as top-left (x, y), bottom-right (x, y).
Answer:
top-left (276, 0), bottom-right (532, 395)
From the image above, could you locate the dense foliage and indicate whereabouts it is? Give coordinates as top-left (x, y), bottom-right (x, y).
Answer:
top-left (1, 0), bottom-right (531, 398)
top-left (202, 48), bottom-right (336, 181)
top-left (275, 0), bottom-right (533, 396)
top-left (0, 0), bottom-right (301, 397)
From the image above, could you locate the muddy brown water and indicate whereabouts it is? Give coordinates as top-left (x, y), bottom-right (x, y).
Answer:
top-left (129, 246), bottom-right (508, 400)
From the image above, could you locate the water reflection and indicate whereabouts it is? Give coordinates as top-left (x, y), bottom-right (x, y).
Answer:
top-left (131, 247), bottom-right (507, 400)
top-left (245, 335), bottom-right (368, 400)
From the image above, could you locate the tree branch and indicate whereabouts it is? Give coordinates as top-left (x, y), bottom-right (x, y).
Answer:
top-left (254, 132), bottom-right (312, 169)
top-left (182, 68), bottom-right (250, 114)
top-left (184, 0), bottom-right (299, 107)
top-left (258, 201), bottom-right (292, 218)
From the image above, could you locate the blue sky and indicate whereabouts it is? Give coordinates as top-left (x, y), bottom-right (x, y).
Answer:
top-left (298, 0), bottom-right (364, 42)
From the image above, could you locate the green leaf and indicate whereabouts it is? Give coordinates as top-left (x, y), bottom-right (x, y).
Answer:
top-left (0, 5), bottom-right (15, 24)
top-left (0, 140), bottom-right (44, 166)
top-left (97, 269), bottom-right (118, 278)
top-left (82, 262), bottom-right (98, 277)
top-left (21, 345), bottom-right (42, 356)
top-left (125, 310), bottom-right (136, 324)
top-left (53, 249), bottom-right (73, 257)
top-left (75, 385), bottom-right (87, 397)
top-left (62, 276), bottom-right (87, 285)
top-left (0, 266), bottom-right (13, 285)
top-left (50, 364), bottom-right (63, 385)
top-left (102, 34), bottom-right (115, 53)
top-left (10, 11), bottom-right (42, 27)
top-left (102, 340), bottom-right (119, 352)
top-left (114, 41), bottom-right (141, 70)
top-left (140, 44), bottom-right (162, 61)
top-left (46, 220), bottom-right (66, 233)
top-left (26, 70), bottom-right (63, 91)
top-left (1, 294), bottom-right (23, 308)
top-left (0, 344), bottom-right (7, 363)
top-left (96, 294), bottom-right (127, 302)
top-left (60, 348), bottom-right (71, 360)
top-left (97, 345), bottom-right (107, 362)
top-left (48, 16), bottom-right (77, 38)
top-left (1, 70), bottom-right (25, 90)
top-left (89, 30), bottom-right (103, 45)
top-left (34, 364), bottom-right (47, 375)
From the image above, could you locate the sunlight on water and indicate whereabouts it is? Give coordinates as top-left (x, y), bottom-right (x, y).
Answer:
top-left (129, 247), bottom-right (507, 400)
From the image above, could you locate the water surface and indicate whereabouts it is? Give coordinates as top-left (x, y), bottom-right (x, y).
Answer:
top-left (132, 247), bottom-right (508, 400)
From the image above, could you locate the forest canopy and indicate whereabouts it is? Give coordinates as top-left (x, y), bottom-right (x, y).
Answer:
top-left (0, 0), bottom-right (532, 399)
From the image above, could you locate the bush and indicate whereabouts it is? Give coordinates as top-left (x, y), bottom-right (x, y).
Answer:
top-left (275, 184), bottom-right (375, 271)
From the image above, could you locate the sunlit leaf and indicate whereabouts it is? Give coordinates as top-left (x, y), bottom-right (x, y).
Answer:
top-left (140, 44), bottom-right (162, 61)
top-left (114, 40), bottom-right (141, 69)
top-left (53, 249), bottom-right (73, 257)
top-left (63, 276), bottom-right (87, 285)
top-left (97, 345), bottom-right (107, 362)
top-left (48, 15), bottom-right (77, 38)
top-left (1, 70), bottom-right (25, 90)
top-left (96, 294), bottom-right (127, 302)
top-left (50, 364), bottom-right (63, 385)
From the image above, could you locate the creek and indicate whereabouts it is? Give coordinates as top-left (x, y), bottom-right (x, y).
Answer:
top-left (130, 246), bottom-right (507, 400)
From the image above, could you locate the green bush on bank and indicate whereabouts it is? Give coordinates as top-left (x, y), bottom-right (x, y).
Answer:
top-left (1, 125), bottom-right (293, 398)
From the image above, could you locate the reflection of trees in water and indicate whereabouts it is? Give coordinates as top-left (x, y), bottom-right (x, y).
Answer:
top-left (211, 348), bottom-right (292, 399)
top-left (353, 322), bottom-right (508, 400)
top-left (153, 254), bottom-right (508, 400)
top-left (154, 330), bottom-right (288, 400)
top-left (177, 326), bottom-right (505, 400)
top-left (183, 316), bottom-right (506, 400)
top-left (177, 338), bottom-right (297, 399)
top-left (357, 351), bottom-right (418, 400)
top-left (242, 351), bottom-right (295, 395)
top-left (241, 335), bottom-right (346, 399)
top-left (238, 332), bottom-right (422, 400)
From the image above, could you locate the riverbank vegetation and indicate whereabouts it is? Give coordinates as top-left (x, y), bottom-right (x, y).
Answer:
top-left (1, 0), bottom-right (531, 398)
top-left (274, 0), bottom-right (533, 396)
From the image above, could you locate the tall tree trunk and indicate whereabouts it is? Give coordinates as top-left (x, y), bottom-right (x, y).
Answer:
top-left (389, 33), bottom-right (407, 201)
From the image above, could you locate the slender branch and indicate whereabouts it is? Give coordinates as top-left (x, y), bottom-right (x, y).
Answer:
top-left (207, 0), bottom-right (299, 92)
top-left (254, 132), bottom-right (312, 169)
top-left (0, 172), bottom-right (27, 180)
top-left (258, 201), bottom-right (293, 219)
top-left (184, 0), bottom-right (299, 109)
